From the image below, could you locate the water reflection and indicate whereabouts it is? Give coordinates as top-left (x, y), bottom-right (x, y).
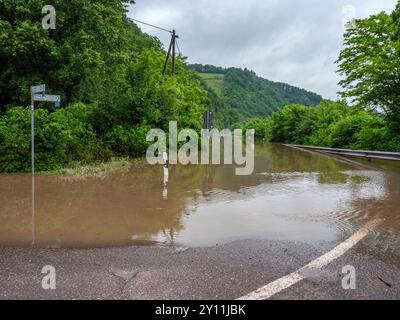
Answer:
top-left (0, 144), bottom-right (399, 255)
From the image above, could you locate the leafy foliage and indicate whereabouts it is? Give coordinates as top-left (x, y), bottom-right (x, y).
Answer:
top-left (270, 104), bottom-right (318, 145)
top-left (0, 103), bottom-right (105, 172)
top-left (337, 4), bottom-right (400, 130)
top-left (242, 118), bottom-right (272, 142)
top-left (266, 101), bottom-right (400, 152)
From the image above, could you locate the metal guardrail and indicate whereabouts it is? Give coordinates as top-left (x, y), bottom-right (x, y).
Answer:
top-left (284, 144), bottom-right (400, 161)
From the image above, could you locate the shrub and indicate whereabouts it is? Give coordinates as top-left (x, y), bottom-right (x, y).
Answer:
top-left (270, 105), bottom-right (317, 144)
top-left (106, 124), bottom-right (152, 156)
top-left (0, 104), bottom-right (104, 173)
top-left (0, 107), bottom-right (34, 172)
top-left (243, 118), bottom-right (272, 141)
top-left (268, 100), bottom-right (400, 153)
top-left (326, 112), bottom-right (383, 149)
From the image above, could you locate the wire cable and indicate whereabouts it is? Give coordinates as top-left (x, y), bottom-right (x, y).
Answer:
top-left (130, 18), bottom-right (172, 34)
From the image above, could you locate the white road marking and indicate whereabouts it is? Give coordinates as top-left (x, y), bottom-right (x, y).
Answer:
top-left (237, 219), bottom-right (380, 300)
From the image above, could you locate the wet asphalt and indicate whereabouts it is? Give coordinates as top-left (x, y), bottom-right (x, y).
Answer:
top-left (0, 238), bottom-right (399, 300)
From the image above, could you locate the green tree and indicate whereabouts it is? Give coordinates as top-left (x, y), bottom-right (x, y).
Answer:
top-left (270, 104), bottom-right (318, 144)
top-left (0, 0), bottom-right (144, 109)
top-left (243, 118), bottom-right (272, 141)
top-left (337, 4), bottom-right (400, 130)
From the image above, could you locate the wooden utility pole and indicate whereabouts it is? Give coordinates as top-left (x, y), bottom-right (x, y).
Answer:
top-left (162, 30), bottom-right (178, 80)
top-left (130, 19), bottom-right (178, 80)
top-left (162, 36), bottom-right (173, 79)
top-left (171, 30), bottom-right (176, 79)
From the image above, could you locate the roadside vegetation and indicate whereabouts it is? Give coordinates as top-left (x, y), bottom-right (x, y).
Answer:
top-left (244, 101), bottom-right (400, 152)
top-left (48, 157), bottom-right (131, 178)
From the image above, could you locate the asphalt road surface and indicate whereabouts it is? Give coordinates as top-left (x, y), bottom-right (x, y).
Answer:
top-left (0, 237), bottom-right (399, 300)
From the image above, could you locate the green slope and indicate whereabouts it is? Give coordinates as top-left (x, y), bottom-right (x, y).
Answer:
top-left (190, 64), bottom-right (323, 128)
top-left (198, 73), bottom-right (225, 97)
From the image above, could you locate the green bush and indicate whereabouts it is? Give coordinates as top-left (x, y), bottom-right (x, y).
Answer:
top-left (106, 124), bottom-right (152, 156)
top-left (0, 107), bottom-right (31, 172)
top-left (326, 114), bottom-right (366, 148)
top-left (270, 105), bottom-right (317, 144)
top-left (0, 104), bottom-right (106, 173)
top-left (355, 126), bottom-right (400, 152)
top-left (322, 111), bottom-right (383, 149)
top-left (243, 118), bottom-right (272, 141)
top-left (267, 100), bottom-right (400, 153)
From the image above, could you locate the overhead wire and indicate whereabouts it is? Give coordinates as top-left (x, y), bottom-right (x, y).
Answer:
top-left (130, 17), bottom-right (181, 77)
top-left (130, 17), bottom-right (181, 55)
top-left (129, 18), bottom-right (172, 34)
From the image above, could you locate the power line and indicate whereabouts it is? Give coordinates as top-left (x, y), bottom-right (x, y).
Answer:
top-left (130, 17), bottom-right (180, 79)
top-left (130, 18), bottom-right (172, 34)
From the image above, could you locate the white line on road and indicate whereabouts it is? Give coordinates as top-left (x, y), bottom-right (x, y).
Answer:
top-left (237, 219), bottom-right (380, 300)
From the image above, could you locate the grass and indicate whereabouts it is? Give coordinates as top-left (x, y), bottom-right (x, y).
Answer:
top-left (48, 157), bottom-right (131, 178)
top-left (198, 73), bottom-right (225, 80)
top-left (198, 73), bottom-right (225, 97)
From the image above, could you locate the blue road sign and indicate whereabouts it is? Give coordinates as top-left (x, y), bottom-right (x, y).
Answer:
top-left (31, 84), bottom-right (46, 94)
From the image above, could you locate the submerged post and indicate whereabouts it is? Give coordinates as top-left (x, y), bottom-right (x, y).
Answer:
top-left (163, 152), bottom-right (169, 200)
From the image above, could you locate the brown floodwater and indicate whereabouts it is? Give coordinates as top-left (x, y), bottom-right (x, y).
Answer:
top-left (0, 144), bottom-right (399, 257)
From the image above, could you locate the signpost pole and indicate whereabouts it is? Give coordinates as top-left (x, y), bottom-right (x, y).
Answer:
top-left (29, 84), bottom-right (59, 246)
top-left (31, 92), bottom-right (35, 246)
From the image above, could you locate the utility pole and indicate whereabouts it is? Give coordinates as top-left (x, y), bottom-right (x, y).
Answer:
top-left (130, 18), bottom-right (179, 80)
top-left (162, 35), bottom-right (173, 79)
top-left (171, 29), bottom-right (176, 79)
top-left (162, 30), bottom-right (178, 80)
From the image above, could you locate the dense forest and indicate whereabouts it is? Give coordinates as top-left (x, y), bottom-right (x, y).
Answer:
top-left (0, 0), bottom-right (209, 173)
top-left (190, 64), bottom-right (322, 127)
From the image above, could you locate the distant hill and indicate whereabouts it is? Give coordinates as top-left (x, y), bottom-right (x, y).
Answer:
top-left (189, 64), bottom-right (322, 128)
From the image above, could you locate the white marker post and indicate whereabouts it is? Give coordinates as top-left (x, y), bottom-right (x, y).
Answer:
top-left (30, 85), bottom-right (61, 246)
top-left (163, 152), bottom-right (169, 200)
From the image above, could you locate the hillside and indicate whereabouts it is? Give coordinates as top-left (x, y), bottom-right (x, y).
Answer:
top-left (190, 64), bottom-right (322, 128)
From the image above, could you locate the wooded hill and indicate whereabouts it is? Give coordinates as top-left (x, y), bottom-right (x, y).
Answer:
top-left (190, 64), bottom-right (322, 128)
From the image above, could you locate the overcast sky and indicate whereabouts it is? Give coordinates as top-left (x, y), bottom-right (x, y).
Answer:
top-left (128, 0), bottom-right (397, 99)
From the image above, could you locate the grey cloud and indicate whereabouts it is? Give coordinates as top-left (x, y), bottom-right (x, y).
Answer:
top-left (128, 0), bottom-right (397, 99)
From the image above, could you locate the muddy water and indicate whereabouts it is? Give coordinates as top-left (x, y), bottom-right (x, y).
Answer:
top-left (0, 144), bottom-right (399, 255)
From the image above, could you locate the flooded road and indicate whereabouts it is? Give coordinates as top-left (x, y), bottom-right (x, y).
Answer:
top-left (0, 144), bottom-right (399, 260)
